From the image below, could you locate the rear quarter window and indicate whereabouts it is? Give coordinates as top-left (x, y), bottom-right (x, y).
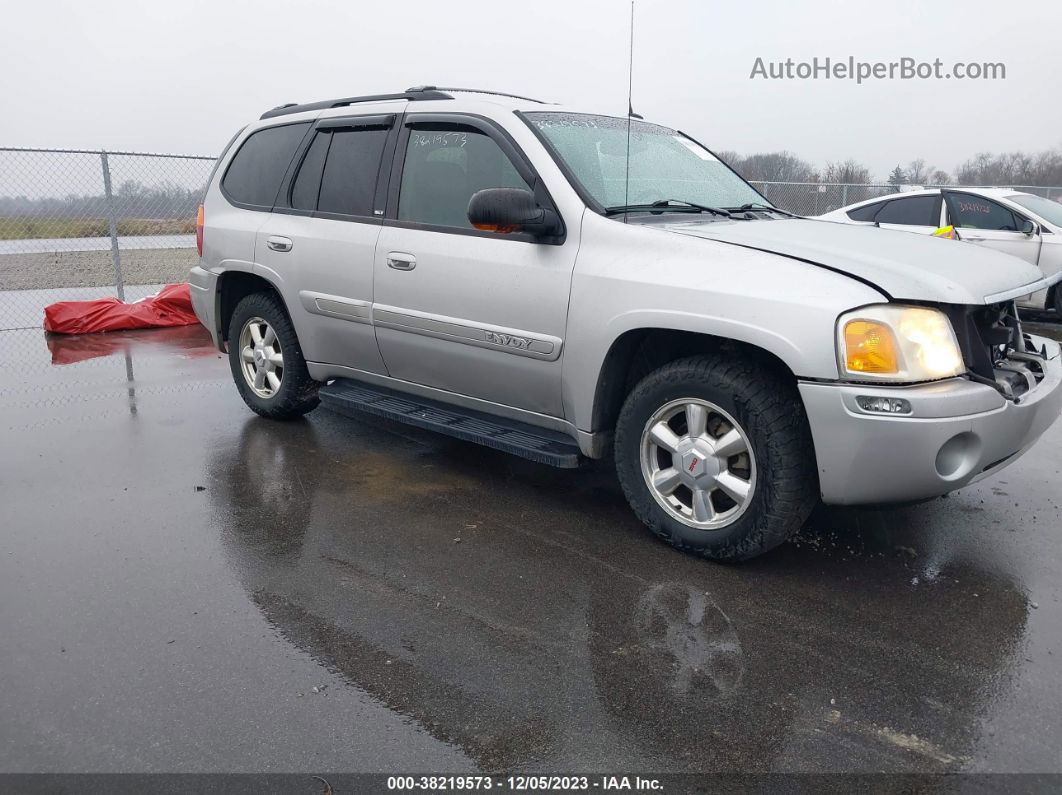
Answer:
top-left (222, 122), bottom-right (311, 208)
top-left (875, 195), bottom-right (939, 226)
top-left (846, 201), bottom-right (884, 222)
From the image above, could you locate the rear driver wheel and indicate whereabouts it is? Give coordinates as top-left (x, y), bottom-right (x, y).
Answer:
top-left (228, 291), bottom-right (320, 419)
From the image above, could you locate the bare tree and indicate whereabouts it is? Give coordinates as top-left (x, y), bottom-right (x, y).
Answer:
top-left (720, 151), bottom-right (817, 183)
top-left (710, 146), bottom-right (1062, 192)
top-left (955, 148), bottom-right (1062, 186)
top-left (929, 169), bottom-right (951, 185)
top-left (905, 159), bottom-right (935, 185)
top-left (1031, 149), bottom-right (1062, 185)
top-left (716, 150), bottom-right (743, 170)
top-left (821, 160), bottom-right (873, 185)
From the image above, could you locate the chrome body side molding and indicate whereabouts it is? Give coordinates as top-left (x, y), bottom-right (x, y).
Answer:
top-left (298, 290), bottom-right (372, 324)
top-left (371, 304), bottom-right (562, 361)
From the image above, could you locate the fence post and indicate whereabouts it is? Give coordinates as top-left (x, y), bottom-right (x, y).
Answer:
top-left (841, 184), bottom-right (848, 207)
top-left (100, 150), bottom-right (125, 301)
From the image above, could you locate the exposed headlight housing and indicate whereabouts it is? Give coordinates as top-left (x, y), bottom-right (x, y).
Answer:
top-left (837, 304), bottom-right (965, 382)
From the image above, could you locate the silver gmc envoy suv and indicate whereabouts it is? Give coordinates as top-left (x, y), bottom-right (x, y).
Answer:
top-left (190, 86), bottom-right (1062, 561)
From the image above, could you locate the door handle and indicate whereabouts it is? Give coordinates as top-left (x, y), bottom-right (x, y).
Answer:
top-left (387, 252), bottom-right (416, 271)
top-left (266, 236), bottom-right (293, 253)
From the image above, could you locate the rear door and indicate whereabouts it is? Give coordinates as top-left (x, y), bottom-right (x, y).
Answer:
top-left (254, 113), bottom-right (399, 374)
top-left (944, 191), bottom-right (1042, 266)
top-left (371, 113), bottom-right (577, 418)
top-left (215, 121), bottom-right (312, 274)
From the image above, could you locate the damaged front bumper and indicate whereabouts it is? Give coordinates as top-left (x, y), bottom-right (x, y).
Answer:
top-left (800, 334), bottom-right (1062, 505)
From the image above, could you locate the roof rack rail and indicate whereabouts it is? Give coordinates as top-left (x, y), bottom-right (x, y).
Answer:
top-left (411, 86), bottom-right (549, 104)
top-left (260, 88), bottom-right (453, 120)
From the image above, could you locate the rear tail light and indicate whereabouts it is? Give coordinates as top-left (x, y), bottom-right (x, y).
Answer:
top-left (195, 204), bottom-right (205, 257)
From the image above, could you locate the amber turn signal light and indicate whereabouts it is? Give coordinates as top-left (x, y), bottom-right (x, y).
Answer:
top-left (471, 222), bottom-right (518, 233)
top-left (844, 320), bottom-right (899, 374)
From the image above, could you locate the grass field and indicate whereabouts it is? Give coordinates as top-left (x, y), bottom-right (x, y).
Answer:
top-left (0, 217), bottom-right (196, 240)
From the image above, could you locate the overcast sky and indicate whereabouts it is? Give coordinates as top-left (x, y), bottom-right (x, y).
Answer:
top-left (2, 0), bottom-right (1058, 181)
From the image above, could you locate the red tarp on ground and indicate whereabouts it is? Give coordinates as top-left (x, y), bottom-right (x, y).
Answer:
top-left (43, 283), bottom-right (201, 334)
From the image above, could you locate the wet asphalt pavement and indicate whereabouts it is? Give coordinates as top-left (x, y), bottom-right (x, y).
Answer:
top-left (3, 314), bottom-right (1062, 776)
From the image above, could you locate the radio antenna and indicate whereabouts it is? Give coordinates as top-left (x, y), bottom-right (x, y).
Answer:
top-left (623, 0), bottom-right (635, 223)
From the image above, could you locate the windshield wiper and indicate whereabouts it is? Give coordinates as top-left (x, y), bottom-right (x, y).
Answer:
top-left (604, 199), bottom-right (734, 218)
top-left (731, 202), bottom-right (802, 218)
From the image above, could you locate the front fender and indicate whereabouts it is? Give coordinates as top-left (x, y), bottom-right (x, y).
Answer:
top-left (561, 215), bottom-right (887, 432)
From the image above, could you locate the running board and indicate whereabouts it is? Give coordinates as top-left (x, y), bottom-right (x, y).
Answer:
top-left (318, 379), bottom-right (584, 468)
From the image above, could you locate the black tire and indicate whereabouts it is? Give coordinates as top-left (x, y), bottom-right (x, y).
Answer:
top-left (614, 353), bottom-right (817, 561)
top-left (1053, 287), bottom-right (1062, 316)
top-left (227, 291), bottom-right (320, 419)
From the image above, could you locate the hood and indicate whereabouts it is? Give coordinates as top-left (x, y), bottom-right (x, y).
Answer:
top-left (663, 217), bottom-right (1046, 305)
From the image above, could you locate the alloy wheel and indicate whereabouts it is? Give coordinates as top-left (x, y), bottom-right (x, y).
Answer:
top-left (639, 398), bottom-right (756, 529)
top-left (238, 316), bottom-right (284, 398)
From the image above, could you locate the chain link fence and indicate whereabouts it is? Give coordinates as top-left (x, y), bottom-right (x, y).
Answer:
top-left (2, 146), bottom-right (1062, 333)
top-left (749, 181), bottom-right (1061, 217)
top-left (0, 147), bottom-right (215, 331)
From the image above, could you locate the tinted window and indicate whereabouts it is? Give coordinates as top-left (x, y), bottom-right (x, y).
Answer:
top-left (847, 201), bottom-right (884, 222)
top-left (398, 127), bottom-right (529, 229)
top-left (947, 193), bottom-right (1022, 231)
top-left (290, 131), bottom-right (331, 211)
top-left (317, 128), bottom-right (389, 216)
top-left (875, 195), bottom-right (939, 226)
top-left (222, 123), bottom-right (309, 207)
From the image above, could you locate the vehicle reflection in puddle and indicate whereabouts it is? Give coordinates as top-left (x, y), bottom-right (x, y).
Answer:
top-left (629, 584), bottom-right (744, 696)
top-left (208, 415), bottom-right (1031, 772)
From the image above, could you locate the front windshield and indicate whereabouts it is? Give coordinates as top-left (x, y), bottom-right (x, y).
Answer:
top-left (525, 112), bottom-right (767, 211)
top-left (1007, 193), bottom-right (1062, 228)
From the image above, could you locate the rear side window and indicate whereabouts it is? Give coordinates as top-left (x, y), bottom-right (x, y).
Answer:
top-left (398, 126), bottom-right (529, 229)
top-left (875, 195), bottom-right (939, 226)
top-left (847, 201), bottom-right (884, 222)
top-left (288, 127), bottom-right (389, 216)
top-left (317, 128), bottom-right (389, 216)
top-left (946, 193), bottom-right (1022, 231)
top-left (222, 123), bottom-right (310, 207)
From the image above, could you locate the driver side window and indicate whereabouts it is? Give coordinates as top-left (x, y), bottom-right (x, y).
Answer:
top-left (397, 126), bottom-right (529, 230)
top-left (946, 193), bottom-right (1023, 231)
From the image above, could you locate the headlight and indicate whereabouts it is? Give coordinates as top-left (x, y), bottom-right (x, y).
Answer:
top-left (837, 304), bottom-right (965, 382)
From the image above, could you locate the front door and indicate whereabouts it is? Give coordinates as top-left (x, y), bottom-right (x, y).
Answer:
top-left (944, 191), bottom-right (1042, 266)
top-left (372, 115), bottom-right (578, 418)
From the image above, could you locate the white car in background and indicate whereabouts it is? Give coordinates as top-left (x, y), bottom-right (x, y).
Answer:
top-left (819, 188), bottom-right (1062, 312)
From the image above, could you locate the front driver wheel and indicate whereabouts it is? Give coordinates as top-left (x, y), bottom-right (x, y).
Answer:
top-left (228, 291), bottom-right (320, 419)
top-left (615, 353), bottom-right (818, 561)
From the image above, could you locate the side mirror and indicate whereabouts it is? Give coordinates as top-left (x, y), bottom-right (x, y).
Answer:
top-left (467, 188), bottom-right (562, 239)
top-left (1020, 218), bottom-right (1037, 236)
